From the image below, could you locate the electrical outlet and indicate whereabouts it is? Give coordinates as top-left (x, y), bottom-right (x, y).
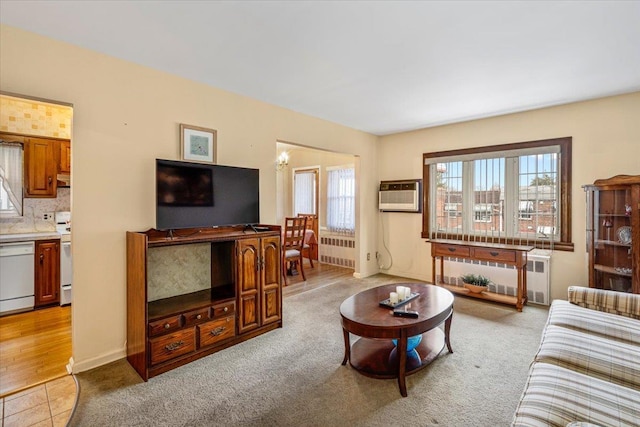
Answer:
top-left (43, 212), bottom-right (54, 221)
top-left (367, 252), bottom-right (370, 261)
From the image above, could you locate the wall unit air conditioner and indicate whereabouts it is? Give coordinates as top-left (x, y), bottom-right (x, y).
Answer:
top-left (378, 179), bottom-right (422, 212)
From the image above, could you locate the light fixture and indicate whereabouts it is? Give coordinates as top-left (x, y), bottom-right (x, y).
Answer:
top-left (276, 151), bottom-right (289, 171)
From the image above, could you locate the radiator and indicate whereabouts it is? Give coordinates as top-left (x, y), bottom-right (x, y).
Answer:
top-left (318, 231), bottom-right (355, 268)
top-left (436, 249), bottom-right (551, 305)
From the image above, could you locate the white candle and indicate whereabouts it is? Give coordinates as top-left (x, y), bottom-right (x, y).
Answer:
top-left (403, 286), bottom-right (412, 298)
top-left (396, 286), bottom-right (405, 300)
top-left (390, 292), bottom-right (398, 304)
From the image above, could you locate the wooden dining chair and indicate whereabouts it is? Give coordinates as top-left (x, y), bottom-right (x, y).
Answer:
top-left (282, 216), bottom-right (307, 285)
top-left (297, 213), bottom-right (317, 268)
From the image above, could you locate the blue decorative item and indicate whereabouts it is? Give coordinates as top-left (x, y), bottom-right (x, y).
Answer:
top-left (392, 334), bottom-right (423, 352)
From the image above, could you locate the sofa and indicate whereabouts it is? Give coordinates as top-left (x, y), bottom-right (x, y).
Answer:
top-left (512, 286), bottom-right (640, 427)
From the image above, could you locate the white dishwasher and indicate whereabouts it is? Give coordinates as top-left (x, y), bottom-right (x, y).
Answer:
top-left (0, 241), bottom-right (35, 315)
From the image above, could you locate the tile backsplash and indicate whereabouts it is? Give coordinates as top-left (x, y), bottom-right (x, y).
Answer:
top-left (0, 188), bottom-right (71, 234)
top-left (0, 95), bottom-right (72, 139)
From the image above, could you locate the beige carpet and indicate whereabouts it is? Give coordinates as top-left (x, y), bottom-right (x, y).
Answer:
top-left (70, 274), bottom-right (549, 426)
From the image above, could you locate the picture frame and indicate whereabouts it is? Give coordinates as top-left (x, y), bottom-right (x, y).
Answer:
top-left (180, 124), bottom-right (217, 163)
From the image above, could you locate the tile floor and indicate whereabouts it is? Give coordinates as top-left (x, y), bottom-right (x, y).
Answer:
top-left (0, 375), bottom-right (76, 427)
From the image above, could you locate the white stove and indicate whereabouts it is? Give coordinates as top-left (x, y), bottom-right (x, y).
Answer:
top-left (55, 211), bottom-right (72, 305)
top-left (55, 211), bottom-right (71, 241)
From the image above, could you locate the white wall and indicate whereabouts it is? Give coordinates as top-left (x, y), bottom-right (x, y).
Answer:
top-left (377, 92), bottom-right (640, 300)
top-left (0, 25), bottom-right (380, 372)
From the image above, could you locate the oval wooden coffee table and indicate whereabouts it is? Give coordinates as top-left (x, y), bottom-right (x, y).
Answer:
top-left (340, 283), bottom-right (454, 397)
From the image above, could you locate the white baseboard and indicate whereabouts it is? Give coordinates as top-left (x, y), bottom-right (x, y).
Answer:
top-left (71, 347), bottom-right (126, 374)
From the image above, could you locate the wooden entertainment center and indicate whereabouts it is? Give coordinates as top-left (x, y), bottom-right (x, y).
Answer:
top-left (126, 225), bottom-right (282, 381)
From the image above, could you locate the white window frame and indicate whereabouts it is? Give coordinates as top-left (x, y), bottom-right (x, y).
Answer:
top-left (0, 142), bottom-right (24, 218)
top-left (293, 167), bottom-right (319, 217)
top-left (326, 164), bottom-right (355, 235)
top-left (422, 137), bottom-right (573, 251)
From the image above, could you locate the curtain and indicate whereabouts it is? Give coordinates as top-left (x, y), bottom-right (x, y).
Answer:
top-left (0, 143), bottom-right (23, 216)
top-left (294, 170), bottom-right (315, 216)
top-left (326, 167), bottom-right (355, 235)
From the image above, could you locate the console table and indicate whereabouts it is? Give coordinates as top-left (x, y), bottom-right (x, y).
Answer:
top-left (430, 239), bottom-right (533, 311)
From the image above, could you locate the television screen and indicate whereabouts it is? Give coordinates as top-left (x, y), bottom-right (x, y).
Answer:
top-left (157, 164), bottom-right (213, 207)
top-left (156, 159), bottom-right (259, 230)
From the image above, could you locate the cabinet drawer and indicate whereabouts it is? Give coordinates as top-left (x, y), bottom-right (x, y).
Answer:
top-left (433, 244), bottom-right (470, 258)
top-left (148, 315), bottom-right (182, 337)
top-left (198, 316), bottom-right (235, 348)
top-left (149, 328), bottom-right (195, 365)
top-left (183, 308), bottom-right (209, 326)
top-left (473, 247), bottom-right (516, 263)
top-left (211, 301), bottom-right (235, 319)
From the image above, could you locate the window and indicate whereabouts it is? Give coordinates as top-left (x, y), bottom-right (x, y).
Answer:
top-left (422, 137), bottom-right (572, 251)
top-left (293, 169), bottom-right (318, 216)
top-left (326, 166), bottom-right (355, 234)
top-left (0, 143), bottom-right (23, 217)
top-left (444, 203), bottom-right (460, 217)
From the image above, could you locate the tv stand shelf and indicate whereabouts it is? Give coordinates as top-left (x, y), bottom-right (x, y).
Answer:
top-left (127, 225), bottom-right (282, 381)
top-left (147, 288), bottom-right (235, 320)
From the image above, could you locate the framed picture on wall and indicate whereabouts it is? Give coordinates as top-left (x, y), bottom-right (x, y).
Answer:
top-left (180, 124), bottom-right (217, 163)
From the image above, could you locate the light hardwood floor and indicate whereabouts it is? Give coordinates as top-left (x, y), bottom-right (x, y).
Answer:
top-left (0, 305), bottom-right (72, 398)
top-left (282, 262), bottom-right (355, 297)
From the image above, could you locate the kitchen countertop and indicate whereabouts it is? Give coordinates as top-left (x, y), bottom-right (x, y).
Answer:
top-left (0, 232), bottom-right (61, 243)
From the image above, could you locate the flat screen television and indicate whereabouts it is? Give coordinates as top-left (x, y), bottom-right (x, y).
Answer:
top-left (156, 159), bottom-right (259, 230)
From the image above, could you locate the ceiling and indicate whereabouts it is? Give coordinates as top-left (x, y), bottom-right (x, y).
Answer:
top-left (2, 1), bottom-right (639, 136)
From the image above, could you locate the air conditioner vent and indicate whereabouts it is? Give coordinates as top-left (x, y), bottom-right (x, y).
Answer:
top-left (379, 179), bottom-right (422, 212)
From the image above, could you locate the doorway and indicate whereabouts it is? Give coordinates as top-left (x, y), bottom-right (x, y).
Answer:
top-left (0, 93), bottom-right (73, 397)
top-left (276, 141), bottom-right (359, 273)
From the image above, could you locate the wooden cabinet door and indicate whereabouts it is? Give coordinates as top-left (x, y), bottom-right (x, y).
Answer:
top-left (261, 236), bottom-right (281, 325)
top-left (236, 239), bottom-right (260, 333)
top-left (35, 240), bottom-right (60, 307)
top-left (59, 140), bottom-right (71, 174)
top-left (25, 137), bottom-right (57, 197)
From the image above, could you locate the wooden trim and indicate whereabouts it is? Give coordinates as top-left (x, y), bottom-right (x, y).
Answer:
top-left (592, 175), bottom-right (640, 187)
top-left (0, 130), bottom-right (70, 143)
top-left (422, 136), bottom-right (571, 160)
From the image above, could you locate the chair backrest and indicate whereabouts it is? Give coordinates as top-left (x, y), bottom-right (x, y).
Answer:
top-left (297, 213), bottom-right (317, 236)
top-left (283, 216), bottom-right (307, 252)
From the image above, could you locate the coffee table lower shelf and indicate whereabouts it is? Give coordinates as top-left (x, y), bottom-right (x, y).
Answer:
top-left (439, 284), bottom-right (525, 309)
top-left (348, 328), bottom-right (444, 378)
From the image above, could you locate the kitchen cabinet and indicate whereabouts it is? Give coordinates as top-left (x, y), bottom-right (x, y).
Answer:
top-left (35, 239), bottom-right (60, 307)
top-left (126, 225), bottom-right (282, 381)
top-left (0, 132), bottom-right (70, 197)
top-left (59, 140), bottom-right (71, 174)
top-left (584, 175), bottom-right (640, 294)
top-left (24, 137), bottom-right (58, 197)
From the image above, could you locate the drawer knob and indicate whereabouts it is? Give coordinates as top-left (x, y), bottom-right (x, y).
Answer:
top-left (447, 247), bottom-right (456, 252)
top-left (223, 306), bottom-right (229, 313)
top-left (210, 327), bottom-right (226, 336)
top-left (164, 340), bottom-right (184, 351)
top-left (196, 314), bottom-right (202, 320)
top-left (489, 251), bottom-right (499, 256)
top-left (164, 323), bottom-right (171, 329)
